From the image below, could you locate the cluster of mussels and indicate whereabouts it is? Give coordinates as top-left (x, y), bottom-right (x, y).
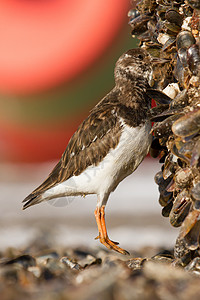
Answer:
top-left (129, 0), bottom-right (200, 266)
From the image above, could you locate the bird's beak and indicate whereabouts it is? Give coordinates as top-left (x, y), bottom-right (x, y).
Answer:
top-left (151, 57), bottom-right (170, 64)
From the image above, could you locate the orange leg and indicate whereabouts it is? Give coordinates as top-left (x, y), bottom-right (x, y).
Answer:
top-left (94, 206), bottom-right (129, 255)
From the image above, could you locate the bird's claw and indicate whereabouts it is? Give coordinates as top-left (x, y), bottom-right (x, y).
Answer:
top-left (99, 236), bottom-right (130, 255)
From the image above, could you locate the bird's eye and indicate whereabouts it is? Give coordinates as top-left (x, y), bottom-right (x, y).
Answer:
top-left (137, 54), bottom-right (144, 60)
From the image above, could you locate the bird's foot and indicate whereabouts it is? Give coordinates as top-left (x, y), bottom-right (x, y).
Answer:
top-left (94, 235), bottom-right (119, 245)
top-left (99, 236), bottom-right (130, 255)
top-left (94, 205), bottom-right (130, 255)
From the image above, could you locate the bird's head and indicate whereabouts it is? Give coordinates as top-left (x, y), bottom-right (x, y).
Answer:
top-left (114, 48), bottom-right (168, 87)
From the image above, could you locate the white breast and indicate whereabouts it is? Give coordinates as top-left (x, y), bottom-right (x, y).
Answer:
top-left (42, 121), bottom-right (152, 202)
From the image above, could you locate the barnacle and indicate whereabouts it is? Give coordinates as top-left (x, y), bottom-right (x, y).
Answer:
top-left (129, 0), bottom-right (200, 266)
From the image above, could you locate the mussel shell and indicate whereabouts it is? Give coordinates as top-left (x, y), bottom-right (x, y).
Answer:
top-left (155, 171), bottom-right (173, 201)
top-left (158, 175), bottom-right (174, 193)
top-left (165, 21), bottom-right (181, 34)
top-left (150, 137), bottom-right (164, 158)
top-left (177, 48), bottom-right (188, 67)
top-left (159, 185), bottom-right (173, 197)
top-left (178, 139), bottom-right (195, 161)
top-left (163, 162), bottom-right (173, 179)
top-left (165, 9), bottom-right (183, 27)
top-left (185, 257), bottom-right (200, 273)
top-left (175, 168), bottom-right (193, 189)
top-left (36, 251), bottom-right (59, 264)
top-left (159, 191), bottom-right (173, 207)
top-left (151, 107), bottom-right (184, 122)
top-left (146, 89), bottom-right (171, 105)
top-left (182, 5), bottom-right (193, 18)
top-left (163, 154), bottom-right (177, 179)
top-left (146, 46), bottom-right (162, 57)
top-left (174, 236), bottom-right (191, 263)
top-left (156, 20), bottom-right (166, 36)
top-left (169, 136), bottom-right (183, 153)
top-left (137, 0), bottom-right (157, 14)
top-left (179, 210), bottom-right (200, 239)
top-left (187, 44), bottom-right (200, 75)
top-left (183, 133), bottom-right (199, 142)
top-left (194, 200), bottom-right (200, 210)
top-left (149, 147), bottom-right (160, 158)
top-left (166, 178), bottom-right (175, 192)
top-left (152, 249), bottom-right (174, 261)
top-left (174, 56), bottom-right (189, 88)
top-left (162, 37), bottom-right (176, 51)
top-left (188, 0), bottom-right (200, 9)
top-left (191, 182), bottom-right (200, 201)
top-left (154, 171), bottom-right (164, 185)
top-left (159, 149), bottom-right (168, 163)
top-left (157, 5), bottom-right (168, 20)
top-left (137, 30), bottom-right (152, 42)
top-left (2, 255), bottom-right (36, 269)
top-left (172, 109), bottom-right (200, 137)
top-left (162, 201), bottom-right (173, 217)
top-left (61, 257), bottom-right (82, 270)
top-left (129, 15), bottom-right (150, 35)
top-left (191, 137), bottom-right (200, 167)
top-left (149, 104), bottom-right (170, 121)
top-left (169, 89), bottom-right (188, 110)
top-left (176, 31), bottom-right (196, 50)
top-left (169, 190), bottom-right (192, 227)
top-left (184, 220), bottom-right (200, 250)
top-left (128, 9), bottom-right (140, 18)
top-left (153, 113), bottom-right (183, 138)
top-left (170, 140), bottom-right (191, 164)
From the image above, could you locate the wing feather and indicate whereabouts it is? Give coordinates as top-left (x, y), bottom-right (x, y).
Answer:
top-left (23, 95), bottom-right (123, 207)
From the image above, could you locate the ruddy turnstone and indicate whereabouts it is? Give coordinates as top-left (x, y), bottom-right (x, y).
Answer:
top-left (23, 48), bottom-right (161, 255)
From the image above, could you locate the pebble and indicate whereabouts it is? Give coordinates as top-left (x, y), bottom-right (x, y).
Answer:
top-left (1, 235), bottom-right (200, 300)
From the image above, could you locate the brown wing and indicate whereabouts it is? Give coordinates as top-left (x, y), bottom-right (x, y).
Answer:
top-left (59, 106), bottom-right (121, 180)
top-left (23, 95), bottom-right (123, 206)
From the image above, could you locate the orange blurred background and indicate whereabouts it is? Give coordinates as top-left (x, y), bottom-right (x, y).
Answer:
top-left (0, 0), bottom-right (136, 162)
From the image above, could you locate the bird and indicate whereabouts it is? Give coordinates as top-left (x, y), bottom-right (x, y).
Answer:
top-left (23, 48), bottom-right (161, 255)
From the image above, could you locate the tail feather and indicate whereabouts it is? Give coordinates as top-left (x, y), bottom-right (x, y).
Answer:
top-left (22, 160), bottom-right (64, 210)
top-left (22, 193), bottom-right (43, 210)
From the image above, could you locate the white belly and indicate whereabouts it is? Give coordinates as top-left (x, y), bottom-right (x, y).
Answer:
top-left (43, 121), bottom-right (152, 201)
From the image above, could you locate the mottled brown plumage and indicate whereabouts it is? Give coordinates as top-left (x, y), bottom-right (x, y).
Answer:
top-left (23, 48), bottom-right (156, 254)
